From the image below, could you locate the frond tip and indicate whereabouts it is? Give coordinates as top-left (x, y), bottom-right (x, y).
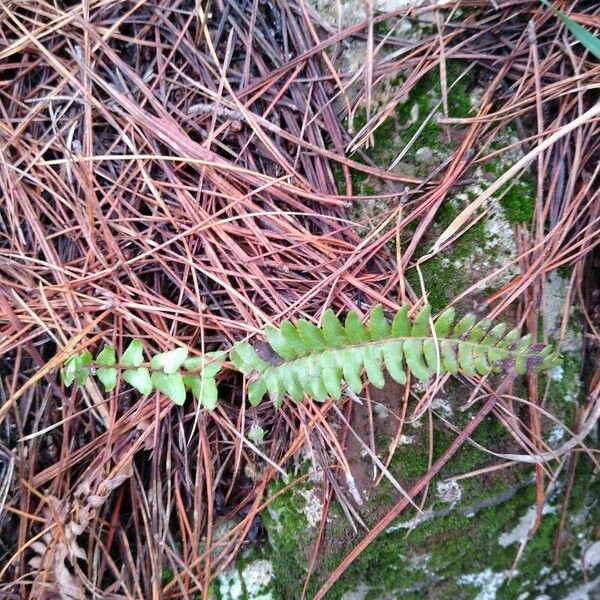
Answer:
top-left (231, 304), bottom-right (559, 407)
top-left (61, 341), bottom-right (226, 409)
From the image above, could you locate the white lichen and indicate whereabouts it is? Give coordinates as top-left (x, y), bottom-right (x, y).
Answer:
top-left (266, 506), bottom-right (283, 536)
top-left (308, 0), bottom-right (421, 28)
top-left (582, 541), bottom-right (600, 572)
top-left (242, 560), bottom-right (274, 598)
top-left (551, 365), bottom-right (564, 382)
top-left (374, 402), bottom-right (389, 419)
top-left (544, 271), bottom-right (583, 352)
top-left (498, 504), bottom-right (555, 548)
top-left (217, 568), bottom-right (243, 599)
top-left (436, 479), bottom-right (462, 505)
top-left (547, 425), bottom-right (565, 446)
top-left (216, 560), bottom-right (274, 600)
top-left (340, 584), bottom-right (370, 600)
top-left (299, 488), bottom-right (323, 528)
top-left (563, 576), bottom-right (600, 600)
top-left (545, 271), bottom-right (570, 335)
top-left (430, 396), bottom-right (453, 419)
top-left (460, 569), bottom-right (508, 600)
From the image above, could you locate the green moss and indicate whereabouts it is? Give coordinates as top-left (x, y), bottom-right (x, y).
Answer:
top-left (392, 62), bottom-right (474, 164)
top-left (483, 133), bottom-right (536, 225)
top-left (253, 342), bottom-right (586, 599)
top-left (373, 18), bottom-right (392, 37)
top-left (547, 351), bottom-right (583, 404)
top-left (335, 61), bottom-right (475, 197)
top-left (404, 195), bottom-right (487, 312)
top-left (261, 367), bottom-right (587, 598)
top-left (254, 413), bottom-right (598, 599)
top-left (259, 480), bottom-right (317, 599)
top-left (405, 254), bottom-right (451, 313)
top-left (484, 160), bottom-right (535, 224)
top-left (499, 182), bottom-right (535, 224)
top-left (389, 439), bottom-right (429, 480)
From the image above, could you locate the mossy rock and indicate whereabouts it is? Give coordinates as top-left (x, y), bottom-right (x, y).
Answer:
top-left (242, 352), bottom-right (598, 600)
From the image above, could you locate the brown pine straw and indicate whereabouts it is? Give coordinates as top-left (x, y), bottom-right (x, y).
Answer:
top-left (0, 0), bottom-right (599, 598)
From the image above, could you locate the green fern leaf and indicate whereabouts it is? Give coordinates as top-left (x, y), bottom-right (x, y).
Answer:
top-left (368, 305), bottom-right (390, 340)
top-left (488, 346), bottom-right (508, 364)
top-left (473, 345), bottom-right (490, 375)
top-left (404, 339), bottom-right (430, 381)
top-left (96, 345), bottom-right (117, 390)
top-left (96, 344), bottom-right (116, 366)
top-left (434, 307), bottom-right (455, 337)
top-left (292, 357), bottom-right (310, 394)
top-left (151, 347), bottom-right (188, 374)
top-left (440, 340), bottom-right (459, 375)
top-left (322, 309), bottom-right (347, 346)
top-left (121, 339), bottom-right (144, 367)
top-left (235, 304), bottom-right (558, 406)
top-left (183, 375), bottom-right (218, 409)
top-left (123, 367), bottom-right (153, 395)
top-left (277, 363), bottom-right (304, 403)
top-left (280, 320), bottom-right (307, 357)
top-left (62, 352), bottom-right (91, 387)
top-left (62, 301), bottom-right (558, 411)
top-left (411, 304), bottom-right (432, 337)
top-left (363, 346), bottom-right (385, 389)
top-left (453, 314), bottom-right (476, 337)
top-left (97, 368), bottom-right (118, 392)
top-left (382, 341), bottom-right (406, 385)
top-left (391, 305), bottom-right (410, 336)
top-left (308, 356), bottom-right (329, 402)
top-left (500, 327), bottom-right (521, 347)
top-left (342, 347), bottom-right (364, 394)
top-left (61, 354), bottom-right (79, 387)
top-left (296, 319), bottom-right (326, 352)
top-left (469, 319), bottom-right (493, 342)
top-left (423, 339), bottom-right (441, 373)
top-left (345, 311), bottom-right (370, 344)
top-left (322, 350), bottom-right (342, 399)
top-left (230, 342), bottom-right (269, 374)
top-left (264, 367), bottom-right (285, 404)
top-left (151, 371), bottom-right (186, 405)
top-left (458, 343), bottom-right (476, 376)
top-left (264, 325), bottom-right (296, 361)
top-left (483, 323), bottom-right (507, 344)
top-left (248, 379), bottom-right (268, 407)
top-left (183, 352), bottom-right (225, 378)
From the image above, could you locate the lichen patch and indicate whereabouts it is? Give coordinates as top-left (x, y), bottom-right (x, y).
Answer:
top-left (460, 569), bottom-right (509, 600)
top-left (308, 0), bottom-right (420, 27)
top-left (582, 542), bottom-right (600, 572)
top-left (299, 488), bottom-right (323, 528)
top-left (498, 504), bottom-right (556, 548)
top-left (436, 479), bottom-right (462, 505)
top-left (242, 560), bottom-right (274, 598)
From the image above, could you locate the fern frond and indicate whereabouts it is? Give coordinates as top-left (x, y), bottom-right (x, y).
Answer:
top-left (62, 341), bottom-right (226, 409)
top-left (231, 305), bottom-right (558, 406)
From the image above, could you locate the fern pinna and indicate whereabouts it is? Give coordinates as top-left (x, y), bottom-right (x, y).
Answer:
top-left (62, 304), bottom-right (556, 408)
top-left (230, 304), bottom-right (557, 407)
